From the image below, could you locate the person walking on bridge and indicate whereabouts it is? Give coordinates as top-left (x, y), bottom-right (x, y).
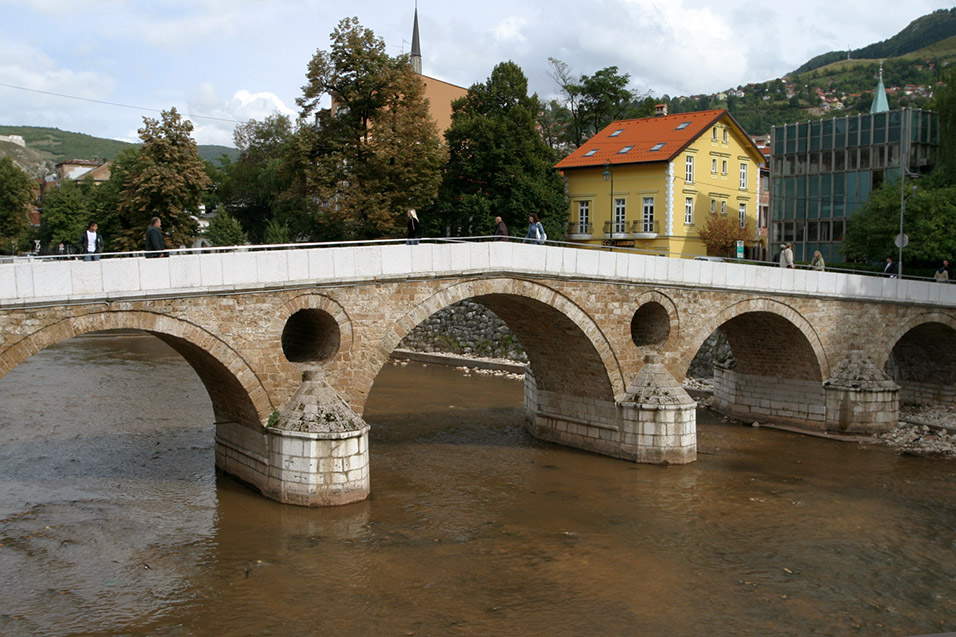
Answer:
top-left (145, 217), bottom-right (167, 258)
top-left (494, 216), bottom-right (508, 241)
top-left (78, 221), bottom-right (104, 262)
top-left (406, 209), bottom-right (421, 245)
top-left (779, 243), bottom-right (794, 269)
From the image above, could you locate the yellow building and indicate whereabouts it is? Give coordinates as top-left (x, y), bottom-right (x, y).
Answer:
top-left (555, 107), bottom-right (765, 258)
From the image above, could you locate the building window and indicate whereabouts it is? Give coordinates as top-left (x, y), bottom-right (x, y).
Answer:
top-left (685, 197), bottom-right (694, 224)
top-left (584, 149), bottom-right (597, 157)
top-left (676, 122), bottom-right (690, 130)
top-left (721, 201), bottom-right (727, 215)
top-left (610, 129), bottom-right (624, 137)
top-left (723, 128), bottom-right (729, 143)
top-left (710, 199), bottom-right (716, 214)
top-left (721, 159), bottom-right (728, 175)
top-left (618, 145), bottom-right (634, 154)
top-left (685, 155), bottom-right (694, 183)
top-left (577, 201), bottom-right (590, 233)
top-left (614, 198), bottom-right (627, 233)
top-left (738, 203), bottom-right (746, 228)
top-left (739, 163), bottom-right (748, 189)
top-left (650, 142), bottom-right (665, 151)
top-left (712, 158), bottom-right (717, 173)
top-left (642, 197), bottom-right (655, 233)
top-left (712, 127), bottom-right (718, 141)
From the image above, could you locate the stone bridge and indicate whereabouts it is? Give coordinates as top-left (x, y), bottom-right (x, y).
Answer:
top-left (1, 242), bottom-right (953, 506)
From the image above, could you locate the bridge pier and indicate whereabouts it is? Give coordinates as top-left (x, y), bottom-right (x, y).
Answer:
top-left (823, 350), bottom-right (899, 434)
top-left (524, 355), bottom-right (696, 464)
top-left (215, 371), bottom-right (370, 506)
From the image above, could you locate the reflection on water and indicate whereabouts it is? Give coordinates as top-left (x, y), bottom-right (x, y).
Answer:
top-left (0, 334), bottom-right (954, 635)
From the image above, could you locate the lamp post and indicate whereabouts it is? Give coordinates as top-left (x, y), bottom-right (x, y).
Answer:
top-left (603, 161), bottom-right (614, 243)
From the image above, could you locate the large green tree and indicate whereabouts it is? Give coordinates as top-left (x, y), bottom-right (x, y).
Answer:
top-left (219, 113), bottom-right (305, 243)
top-left (0, 157), bottom-right (35, 253)
top-left (842, 182), bottom-right (956, 266)
top-left (113, 108), bottom-right (211, 251)
top-left (296, 17), bottom-right (445, 240)
top-left (39, 178), bottom-right (103, 249)
top-left (437, 61), bottom-right (565, 239)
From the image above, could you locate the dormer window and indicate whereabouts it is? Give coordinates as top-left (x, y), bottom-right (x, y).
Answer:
top-left (618, 145), bottom-right (634, 154)
top-left (675, 122), bottom-right (690, 130)
top-left (609, 129), bottom-right (624, 137)
top-left (584, 149), bottom-right (597, 157)
top-left (649, 143), bottom-right (665, 151)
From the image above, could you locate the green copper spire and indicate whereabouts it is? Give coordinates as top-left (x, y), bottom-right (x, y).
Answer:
top-left (870, 64), bottom-right (889, 113)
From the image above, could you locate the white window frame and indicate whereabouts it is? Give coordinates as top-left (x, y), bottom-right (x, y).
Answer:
top-left (721, 159), bottom-right (728, 175)
top-left (712, 127), bottom-right (718, 141)
top-left (577, 200), bottom-right (590, 233)
top-left (710, 200), bottom-right (716, 214)
top-left (642, 197), bottom-right (655, 233)
top-left (739, 163), bottom-right (748, 189)
top-left (685, 155), bottom-right (694, 183)
top-left (738, 203), bottom-right (746, 228)
top-left (614, 198), bottom-right (627, 233)
top-left (723, 128), bottom-right (729, 143)
top-left (721, 201), bottom-right (727, 215)
top-left (712, 158), bottom-right (717, 173)
top-left (684, 197), bottom-right (693, 224)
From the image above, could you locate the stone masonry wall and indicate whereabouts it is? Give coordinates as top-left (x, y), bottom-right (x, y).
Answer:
top-left (399, 300), bottom-right (528, 362)
top-left (713, 365), bottom-right (826, 427)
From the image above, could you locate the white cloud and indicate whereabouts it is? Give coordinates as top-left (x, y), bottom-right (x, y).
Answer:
top-left (184, 84), bottom-right (296, 146)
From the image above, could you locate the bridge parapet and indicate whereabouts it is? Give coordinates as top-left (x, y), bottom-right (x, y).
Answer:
top-left (2, 242), bottom-right (955, 308)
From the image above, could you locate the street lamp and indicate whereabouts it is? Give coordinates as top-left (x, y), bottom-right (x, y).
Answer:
top-left (603, 161), bottom-right (614, 242)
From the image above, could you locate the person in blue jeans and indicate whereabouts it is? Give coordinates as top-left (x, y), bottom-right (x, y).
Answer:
top-left (525, 214), bottom-right (545, 244)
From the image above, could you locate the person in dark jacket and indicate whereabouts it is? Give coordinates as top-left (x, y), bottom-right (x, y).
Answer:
top-left (494, 216), bottom-right (508, 241)
top-left (78, 221), bottom-right (104, 261)
top-left (406, 209), bottom-right (421, 245)
top-left (145, 217), bottom-right (167, 258)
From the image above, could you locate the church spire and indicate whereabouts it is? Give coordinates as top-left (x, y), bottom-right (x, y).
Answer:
top-left (410, 4), bottom-right (422, 75)
top-left (870, 63), bottom-right (889, 114)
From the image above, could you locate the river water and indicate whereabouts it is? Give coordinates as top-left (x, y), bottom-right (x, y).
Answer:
top-left (0, 333), bottom-right (954, 636)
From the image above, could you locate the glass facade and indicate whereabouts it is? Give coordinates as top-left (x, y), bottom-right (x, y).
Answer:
top-left (770, 109), bottom-right (937, 262)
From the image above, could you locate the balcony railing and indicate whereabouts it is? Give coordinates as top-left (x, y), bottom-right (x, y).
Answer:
top-left (568, 221), bottom-right (593, 238)
top-left (631, 219), bottom-right (659, 239)
top-left (603, 220), bottom-right (631, 239)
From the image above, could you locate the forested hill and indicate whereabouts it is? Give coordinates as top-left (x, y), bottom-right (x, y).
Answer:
top-left (794, 8), bottom-right (956, 74)
top-left (0, 125), bottom-right (237, 177)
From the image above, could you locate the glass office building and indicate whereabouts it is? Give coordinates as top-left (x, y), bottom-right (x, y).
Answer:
top-left (770, 108), bottom-right (937, 262)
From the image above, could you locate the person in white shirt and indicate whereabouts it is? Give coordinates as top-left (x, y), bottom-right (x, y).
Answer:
top-left (79, 221), bottom-right (104, 261)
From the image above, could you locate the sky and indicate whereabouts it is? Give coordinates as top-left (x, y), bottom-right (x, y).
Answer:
top-left (1, 0), bottom-right (954, 147)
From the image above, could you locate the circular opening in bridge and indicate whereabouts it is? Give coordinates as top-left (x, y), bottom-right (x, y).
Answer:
top-left (631, 302), bottom-right (670, 347)
top-left (282, 309), bottom-right (340, 363)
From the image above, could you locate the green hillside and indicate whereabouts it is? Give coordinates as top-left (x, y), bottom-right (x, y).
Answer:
top-left (0, 125), bottom-right (238, 176)
top-left (794, 8), bottom-right (956, 74)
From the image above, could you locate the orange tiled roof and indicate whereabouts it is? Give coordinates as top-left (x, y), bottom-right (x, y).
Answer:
top-left (556, 109), bottom-right (731, 169)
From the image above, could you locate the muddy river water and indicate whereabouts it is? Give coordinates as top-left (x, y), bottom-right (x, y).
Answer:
top-left (0, 333), bottom-right (954, 636)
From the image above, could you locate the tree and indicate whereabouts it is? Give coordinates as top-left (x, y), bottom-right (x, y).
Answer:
top-left (219, 113), bottom-right (305, 243)
top-left (113, 108), bottom-right (211, 251)
top-left (842, 181), bottom-right (956, 266)
top-left (39, 178), bottom-right (102, 249)
top-left (437, 61), bottom-right (566, 239)
top-left (932, 68), bottom-right (956, 185)
top-left (204, 210), bottom-right (248, 247)
top-left (696, 215), bottom-right (753, 257)
top-left (0, 157), bottom-right (35, 254)
top-left (296, 17), bottom-right (445, 240)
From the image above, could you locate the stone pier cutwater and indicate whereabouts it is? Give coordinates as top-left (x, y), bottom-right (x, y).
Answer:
top-left (216, 371), bottom-right (370, 506)
top-left (823, 350), bottom-right (899, 434)
top-left (525, 354), bottom-right (696, 464)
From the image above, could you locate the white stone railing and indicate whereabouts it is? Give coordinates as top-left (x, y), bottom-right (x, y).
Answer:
top-left (1, 241), bottom-right (955, 308)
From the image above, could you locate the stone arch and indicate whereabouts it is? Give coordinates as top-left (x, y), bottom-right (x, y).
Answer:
top-left (0, 311), bottom-right (269, 430)
top-left (630, 290), bottom-right (680, 351)
top-left (378, 277), bottom-right (621, 400)
top-left (882, 311), bottom-right (956, 404)
top-left (277, 294), bottom-right (353, 364)
top-left (682, 298), bottom-right (827, 382)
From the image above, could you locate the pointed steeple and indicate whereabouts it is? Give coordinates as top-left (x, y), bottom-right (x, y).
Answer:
top-left (410, 5), bottom-right (422, 75)
top-left (870, 63), bottom-right (889, 114)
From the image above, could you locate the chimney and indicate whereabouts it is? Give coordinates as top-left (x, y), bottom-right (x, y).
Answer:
top-left (654, 103), bottom-right (668, 117)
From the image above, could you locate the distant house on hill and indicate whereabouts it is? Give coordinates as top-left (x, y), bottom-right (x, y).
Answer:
top-left (53, 159), bottom-right (111, 184)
